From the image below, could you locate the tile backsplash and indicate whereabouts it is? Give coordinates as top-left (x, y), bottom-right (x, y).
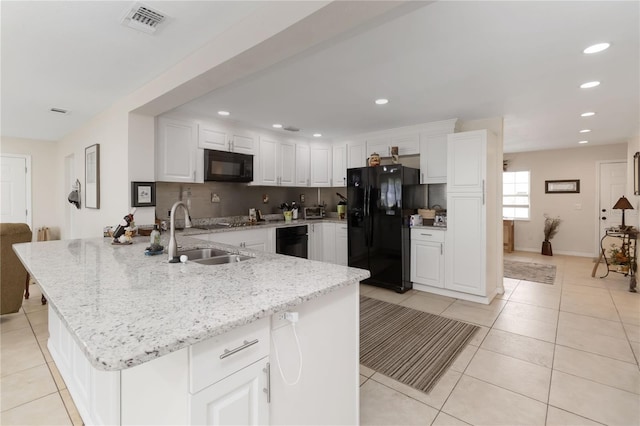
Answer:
top-left (156, 182), bottom-right (344, 220)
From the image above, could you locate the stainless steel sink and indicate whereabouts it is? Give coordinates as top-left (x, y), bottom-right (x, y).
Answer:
top-left (193, 254), bottom-right (253, 265)
top-left (177, 248), bottom-right (253, 265)
top-left (178, 248), bottom-right (232, 260)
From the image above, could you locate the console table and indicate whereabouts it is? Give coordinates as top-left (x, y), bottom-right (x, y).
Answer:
top-left (599, 227), bottom-right (637, 292)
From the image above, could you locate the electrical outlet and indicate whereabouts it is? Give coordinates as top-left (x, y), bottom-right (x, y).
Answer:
top-left (211, 193), bottom-right (220, 203)
top-left (300, 194), bottom-right (305, 203)
top-left (263, 194), bottom-right (269, 203)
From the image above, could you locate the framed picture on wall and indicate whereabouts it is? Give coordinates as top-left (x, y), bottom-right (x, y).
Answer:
top-left (131, 182), bottom-right (156, 207)
top-left (634, 152), bottom-right (639, 195)
top-left (85, 144), bottom-right (100, 209)
top-left (545, 179), bottom-right (580, 194)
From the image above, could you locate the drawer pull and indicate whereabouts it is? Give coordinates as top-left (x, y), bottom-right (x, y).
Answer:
top-left (220, 339), bottom-right (259, 359)
top-left (420, 233), bottom-right (432, 237)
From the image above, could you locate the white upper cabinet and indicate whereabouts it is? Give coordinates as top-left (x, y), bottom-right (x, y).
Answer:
top-left (295, 143), bottom-right (310, 187)
top-left (199, 121), bottom-right (256, 155)
top-left (332, 143), bottom-right (347, 187)
top-left (280, 141), bottom-right (296, 186)
top-left (419, 133), bottom-right (448, 184)
top-left (229, 132), bottom-right (255, 155)
top-left (258, 137), bottom-right (279, 185)
top-left (310, 144), bottom-right (332, 187)
top-left (198, 126), bottom-right (227, 151)
top-left (347, 141), bottom-right (366, 169)
top-left (447, 130), bottom-right (487, 192)
top-left (156, 117), bottom-right (202, 183)
top-left (258, 137), bottom-right (296, 186)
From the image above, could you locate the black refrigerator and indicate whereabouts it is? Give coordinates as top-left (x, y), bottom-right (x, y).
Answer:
top-left (347, 165), bottom-right (422, 293)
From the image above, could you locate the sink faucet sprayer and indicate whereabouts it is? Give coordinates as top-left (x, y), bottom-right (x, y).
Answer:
top-left (168, 201), bottom-right (192, 262)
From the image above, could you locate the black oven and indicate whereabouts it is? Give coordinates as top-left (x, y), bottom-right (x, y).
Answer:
top-left (204, 149), bottom-right (253, 182)
top-left (276, 225), bottom-right (308, 259)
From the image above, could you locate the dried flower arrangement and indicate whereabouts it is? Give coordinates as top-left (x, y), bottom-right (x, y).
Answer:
top-left (543, 214), bottom-right (562, 241)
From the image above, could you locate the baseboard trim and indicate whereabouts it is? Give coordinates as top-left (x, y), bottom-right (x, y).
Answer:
top-left (514, 246), bottom-right (594, 258)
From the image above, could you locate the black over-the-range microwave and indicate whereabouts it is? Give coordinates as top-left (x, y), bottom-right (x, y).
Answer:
top-left (204, 149), bottom-right (253, 182)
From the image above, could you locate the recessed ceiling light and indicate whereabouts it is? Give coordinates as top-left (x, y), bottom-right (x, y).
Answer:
top-left (217, 111), bottom-right (230, 116)
top-left (313, 133), bottom-right (322, 138)
top-left (580, 81), bottom-right (600, 89)
top-left (375, 98), bottom-right (389, 105)
top-left (579, 129), bottom-right (591, 133)
top-left (272, 124), bottom-right (283, 129)
top-left (583, 43), bottom-right (610, 54)
top-left (578, 140), bottom-right (589, 144)
top-left (581, 112), bottom-right (596, 117)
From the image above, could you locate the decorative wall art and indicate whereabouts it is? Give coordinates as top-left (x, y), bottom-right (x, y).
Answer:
top-left (545, 179), bottom-right (580, 194)
top-left (634, 152), bottom-right (639, 195)
top-left (85, 144), bottom-right (100, 209)
top-left (131, 181), bottom-right (156, 207)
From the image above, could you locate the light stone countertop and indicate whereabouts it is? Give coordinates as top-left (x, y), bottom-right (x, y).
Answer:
top-left (411, 225), bottom-right (447, 230)
top-left (14, 233), bottom-right (369, 372)
top-left (181, 217), bottom-right (347, 237)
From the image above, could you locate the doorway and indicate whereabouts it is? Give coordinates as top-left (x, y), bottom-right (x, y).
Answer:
top-left (0, 154), bottom-right (32, 228)
top-left (597, 161), bottom-right (633, 253)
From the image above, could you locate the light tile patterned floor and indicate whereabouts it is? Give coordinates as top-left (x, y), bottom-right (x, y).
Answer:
top-left (2, 252), bottom-right (639, 425)
top-left (360, 252), bottom-right (640, 426)
top-left (0, 283), bottom-right (81, 425)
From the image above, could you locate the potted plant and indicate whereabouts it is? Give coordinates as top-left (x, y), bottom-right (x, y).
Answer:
top-left (542, 214), bottom-right (561, 256)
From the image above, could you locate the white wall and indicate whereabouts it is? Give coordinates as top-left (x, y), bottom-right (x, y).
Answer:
top-left (0, 137), bottom-right (63, 240)
top-left (504, 143), bottom-right (628, 257)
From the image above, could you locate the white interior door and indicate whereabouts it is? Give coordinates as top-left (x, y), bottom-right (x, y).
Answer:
top-left (0, 155), bottom-right (30, 226)
top-left (599, 161), bottom-right (630, 243)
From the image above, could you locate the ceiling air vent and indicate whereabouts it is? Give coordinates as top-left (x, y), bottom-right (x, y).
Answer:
top-left (121, 3), bottom-right (167, 34)
top-left (50, 107), bottom-right (70, 115)
top-left (283, 126), bottom-right (300, 132)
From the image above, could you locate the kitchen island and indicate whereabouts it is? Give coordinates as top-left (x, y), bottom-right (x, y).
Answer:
top-left (14, 234), bottom-right (369, 425)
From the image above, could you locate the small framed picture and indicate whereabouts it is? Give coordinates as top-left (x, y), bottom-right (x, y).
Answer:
top-left (131, 181), bottom-right (156, 207)
top-left (545, 179), bottom-right (580, 194)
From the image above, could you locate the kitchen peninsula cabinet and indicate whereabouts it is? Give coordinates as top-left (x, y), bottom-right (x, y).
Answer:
top-left (156, 117), bottom-right (203, 183)
top-left (15, 235), bottom-right (366, 425)
top-left (308, 222), bottom-right (347, 265)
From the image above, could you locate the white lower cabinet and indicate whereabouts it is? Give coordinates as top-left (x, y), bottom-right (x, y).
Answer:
top-left (47, 284), bottom-right (358, 426)
top-left (308, 222), bottom-right (347, 265)
top-left (410, 228), bottom-right (445, 289)
top-left (335, 223), bottom-right (348, 266)
top-left (189, 359), bottom-right (269, 426)
top-left (201, 228), bottom-right (274, 253)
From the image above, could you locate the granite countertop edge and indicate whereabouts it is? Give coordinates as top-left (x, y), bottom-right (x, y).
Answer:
top-left (14, 235), bottom-right (369, 372)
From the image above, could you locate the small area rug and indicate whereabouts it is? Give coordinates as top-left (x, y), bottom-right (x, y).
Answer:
top-left (360, 296), bottom-right (478, 394)
top-left (504, 259), bottom-right (557, 285)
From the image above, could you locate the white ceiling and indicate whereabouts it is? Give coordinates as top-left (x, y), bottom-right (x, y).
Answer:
top-left (2, 1), bottom-right (639, 153)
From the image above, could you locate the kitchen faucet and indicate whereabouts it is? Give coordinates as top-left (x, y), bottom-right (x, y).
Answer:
top-left (168, 201), bottom-right (192, 262)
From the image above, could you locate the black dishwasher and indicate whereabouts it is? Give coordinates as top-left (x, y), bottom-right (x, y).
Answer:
top-left (276, 225), bottom-right (308, 259)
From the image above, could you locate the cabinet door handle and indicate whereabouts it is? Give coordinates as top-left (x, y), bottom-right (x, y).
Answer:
top-left (420, 233), bottom-right (432, 236)
top-left (440, 243), bottom-right (443, 255)
top-left (220, 339), bottom-right (259, 359)
top-left (421, 173), bottom-right (424, 184)
top-left (482, 179), bottom-right (485, 205)
top-left (263, 362), bottom-right (271, 403)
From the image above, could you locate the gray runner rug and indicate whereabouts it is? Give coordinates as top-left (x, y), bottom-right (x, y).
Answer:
top-left (360, 296), bottom-right (478, 394)
top-left (504, 259), bottom-right (556, 284)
